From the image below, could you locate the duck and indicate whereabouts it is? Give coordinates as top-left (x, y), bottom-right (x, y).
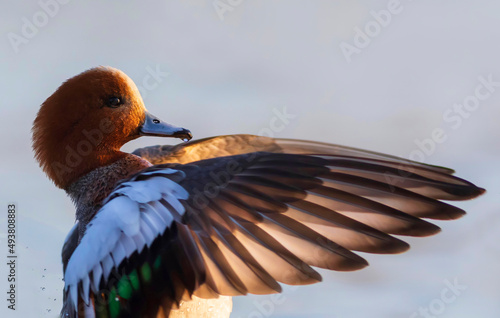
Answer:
top-left (32, 66), bottom-right (485, 318)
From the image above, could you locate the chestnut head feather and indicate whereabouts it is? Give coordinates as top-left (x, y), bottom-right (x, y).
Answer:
top-left (32, 66), bottom-right (147, 189)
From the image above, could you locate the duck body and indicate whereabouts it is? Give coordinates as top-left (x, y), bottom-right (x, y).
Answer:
top-left (32, 67), bottom-right (484, 318)
top-left (64, 153), bottom-right (233, 317)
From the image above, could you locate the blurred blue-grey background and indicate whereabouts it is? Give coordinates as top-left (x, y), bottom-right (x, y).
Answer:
top-left (0, 1), bottom-right (499, 317)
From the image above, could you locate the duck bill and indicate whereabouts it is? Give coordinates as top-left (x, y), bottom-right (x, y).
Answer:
top-left (139, 111), bottom-right (192, 141)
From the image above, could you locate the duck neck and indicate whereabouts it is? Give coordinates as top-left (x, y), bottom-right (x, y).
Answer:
top-left (47, 147), bottom-right (131, 189)
top-left (65, 153), bottom-right (152, 233)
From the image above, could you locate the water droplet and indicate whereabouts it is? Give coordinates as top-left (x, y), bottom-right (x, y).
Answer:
top-left (182, 138), bottom-right (189, 143)
top-left (41, 287), bottom-right (45, 291)
top-left (47, 309), bottom-right (51, 313)
top-left (42, 275), bottom-right (45, 278)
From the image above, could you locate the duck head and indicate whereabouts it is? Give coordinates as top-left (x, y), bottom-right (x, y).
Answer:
top-left (32, 66), bottom-right (191, 189)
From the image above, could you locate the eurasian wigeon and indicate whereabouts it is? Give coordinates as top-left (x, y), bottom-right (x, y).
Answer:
top-left (32, 66), bottom-right (485, 318)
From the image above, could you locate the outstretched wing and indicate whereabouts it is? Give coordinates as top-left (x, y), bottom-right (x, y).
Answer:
top-left (132, 134), bottom-right (455, 175)
top-left (63, 148), bottom-right (484, 317)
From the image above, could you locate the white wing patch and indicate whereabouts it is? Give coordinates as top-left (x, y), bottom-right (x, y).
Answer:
top-left (63, 168), bottom-right (188, 313)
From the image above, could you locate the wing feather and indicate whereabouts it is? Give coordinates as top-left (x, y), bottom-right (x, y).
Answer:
top-left (63, 139), bottom-right (483, 317)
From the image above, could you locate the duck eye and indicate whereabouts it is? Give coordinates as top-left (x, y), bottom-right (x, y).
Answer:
top-left (107, 97), bottom-right (122, 108)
